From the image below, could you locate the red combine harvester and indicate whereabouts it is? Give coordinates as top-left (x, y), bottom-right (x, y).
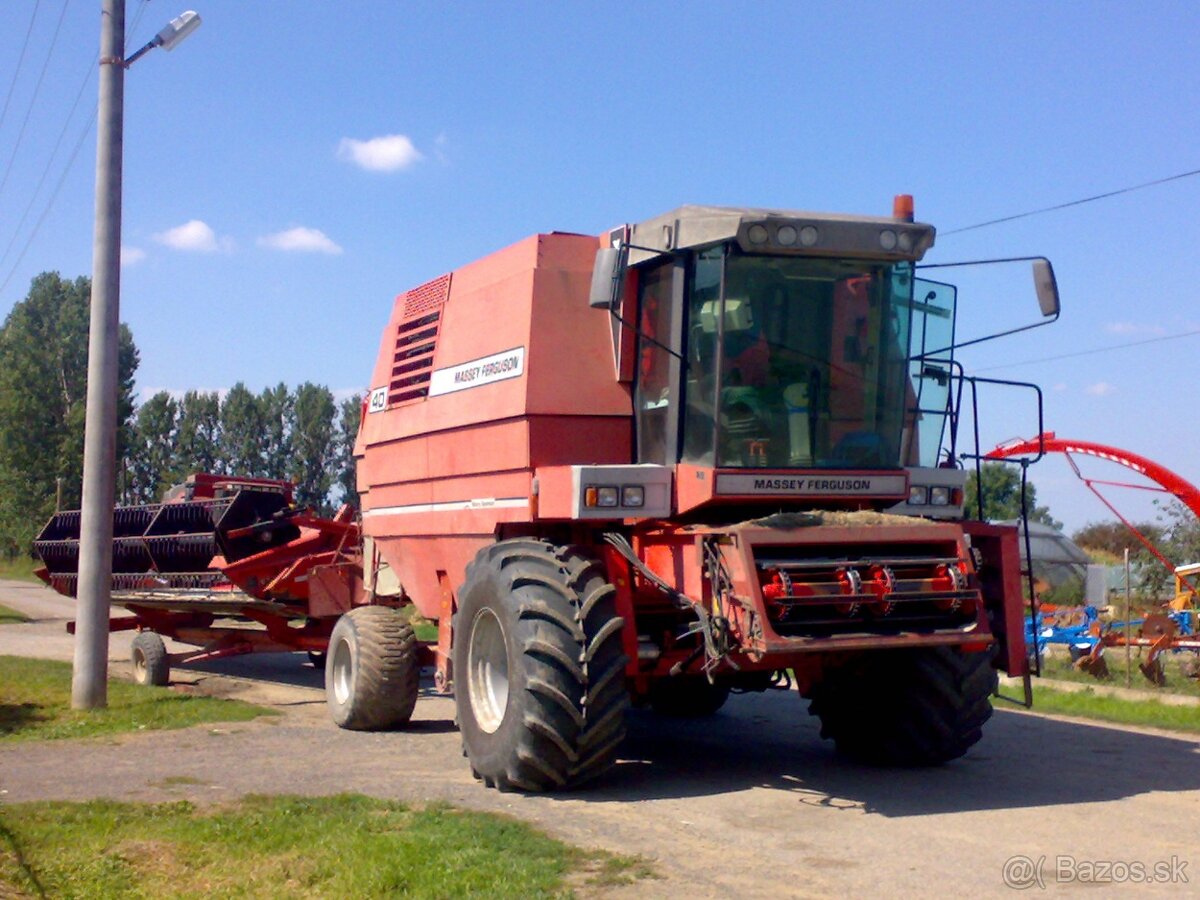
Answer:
top-left (37, 198), bottom-right (1060, 791)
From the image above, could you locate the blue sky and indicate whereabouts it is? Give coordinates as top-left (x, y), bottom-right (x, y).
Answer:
top-left (1, 1), bottom-right (1198, 536)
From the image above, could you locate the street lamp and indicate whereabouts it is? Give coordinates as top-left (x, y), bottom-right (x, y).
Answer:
top-left (73, 2), bottom-right (201, 710)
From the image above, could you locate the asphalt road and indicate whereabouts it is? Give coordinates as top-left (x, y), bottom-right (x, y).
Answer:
top-left (2, 579), bottom-right (1198, 897)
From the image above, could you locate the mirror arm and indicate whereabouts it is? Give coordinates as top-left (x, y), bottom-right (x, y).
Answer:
top-left (913, 311), bottom-right (1059, 360)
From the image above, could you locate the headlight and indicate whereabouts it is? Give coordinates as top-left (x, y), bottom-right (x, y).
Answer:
top-left (879, 229), bottom-right (898, 251)
top-left (621, 485), bottom-right (645, 508)
top-left (747, 224), bottom-right (769, 244)
top-left (775, 224), bottom-right (797, 246)
top-left (799, 225), bottom-right (819, 247)
top-left (930, 486), bottom-right (951, 506)
top-left (584, 485), bottom-right (620, 507)
top-left (907, 485), bottom-right (929, 505)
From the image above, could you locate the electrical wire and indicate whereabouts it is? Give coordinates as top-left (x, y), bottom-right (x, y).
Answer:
top-left (942, 167), bottom-right (1200, 236)
top-left (0, 1), bottom-right (42, 139)
top-left (972, 327), bottom-right (1200, 373)
top-left (0, 105), bottom-right (96, 295)
top-left (0, 0), bottom-right (71, 204)
top-left (0, 0), bottom-right (151, 296)
top-left (0, 51), bottom-right (96, 273)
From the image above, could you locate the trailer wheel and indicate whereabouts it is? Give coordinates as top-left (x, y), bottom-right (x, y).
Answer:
top-left (648, 677), bottom-right (730, 717)
top-left (325, 607), bottom-right (419, 730)
top-left (808, 646), bottom-right (996, 766)
top-left (454, 540), bottom-right (629, 792)
top-left (131, 631), bottom-right (169, 686)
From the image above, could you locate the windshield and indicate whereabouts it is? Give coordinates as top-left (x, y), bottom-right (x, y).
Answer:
top-left (680, 248), bottom-right (917, 468)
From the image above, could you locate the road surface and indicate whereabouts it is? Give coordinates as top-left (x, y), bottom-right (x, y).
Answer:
top-left (1, 579), bottom-right (1196, 897)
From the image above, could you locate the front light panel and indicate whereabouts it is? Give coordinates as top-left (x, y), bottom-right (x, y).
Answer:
top-left (907, 485), bottom-right (929, 506)
top-left (929, 486), bottom-right (951, 506)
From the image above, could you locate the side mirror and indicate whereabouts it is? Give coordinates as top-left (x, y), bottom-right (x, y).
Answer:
top-left (1032, 258), bottom-right (1059, 318)
top-left (589, 247), bottom-right (621, 308)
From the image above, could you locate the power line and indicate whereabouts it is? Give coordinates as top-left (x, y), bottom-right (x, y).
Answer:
top-left (0, 1), bottom-right (150, 296)
top-left (0, 51), bottom-right (96, 273)
top-left (972, 327), bottom-right (1200, 373)
top-left (0, 1), bottom-right (41, 138)
top-left (943, 167), bottom-right (1200, 236)
top-left (0, 105), bottom-right (97, 295)
top-left (0, 0), bottom-right (71, 205)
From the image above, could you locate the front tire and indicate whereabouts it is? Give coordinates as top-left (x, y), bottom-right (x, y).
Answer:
top-left (131, 631), bottom-right (169, 686)
top-left (325, 606), bottom-right (419, 730)
top-left (808, 646), bottom-right (996, 765)
top-left (454, 540), bottom-right (628, 791)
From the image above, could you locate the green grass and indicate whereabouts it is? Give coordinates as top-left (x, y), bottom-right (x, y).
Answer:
top-left (1031, 685), bottom-right (1200, 734)
top-left (0, 603), bottom-right (30, 624)
top-left (0, 794), bottom-right (653, 898)
top-left (0, 556), bottom-right (39, 583)
top-left (0, 655), bottom-right (276, 743)
top-left (1039, 650), bottom-right (1200, 699)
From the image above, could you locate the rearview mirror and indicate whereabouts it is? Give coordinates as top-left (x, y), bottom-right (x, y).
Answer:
top-left (1033, 258), bottom-right (1059, 318)
top-left (589, 247), bottom-right (621, 308)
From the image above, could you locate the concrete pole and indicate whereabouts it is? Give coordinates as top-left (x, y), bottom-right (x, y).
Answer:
top-left (72, 0), bottom-right (125, 709)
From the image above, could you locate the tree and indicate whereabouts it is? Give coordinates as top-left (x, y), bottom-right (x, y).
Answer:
top-left (127, 391), bottom-right (179, 503)
top-left (0, 272), bottom-right (138, 556)
top-left (176, 390), bottom-right (221, 476)
top-left (1072, 520), bottom-right (1163, 566)
top-left (964, 462), bottom-right (1061, 529)
top-left (219, 383), bottom-right (266, 477)
top-left (289, 383), bottom-right (336, 511)
top-left (259, 383), bottom-right (294, 480)
top-left (335, 393), bottom-right (362, 509)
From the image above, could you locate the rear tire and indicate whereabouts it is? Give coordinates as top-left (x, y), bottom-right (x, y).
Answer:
top-left (454, 539), bottom-right (629, 791)
top-left (808, 646), bottom-right (996, 765)
top-left (649, 677), bottom-right (730, 717)
top-left (326, 607), bottom-right (419, 730)
top-left (131, 631), bottom-right (169, 686)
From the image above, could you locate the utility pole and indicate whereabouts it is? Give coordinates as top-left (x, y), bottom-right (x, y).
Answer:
top-left (72, 0), bottom-right (125, 709)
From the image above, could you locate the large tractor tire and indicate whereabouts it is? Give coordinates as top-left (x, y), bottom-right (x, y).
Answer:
top-left (807, 646), bottom-right (996, 766)
top-left (648, 676), bottom-right (730, 718)
top-left (454, 539), bottom-right (629, 791)
top-left (131, 631), bottom-right (169, 686)
top-left (325, 606), bottom-right (420, 730)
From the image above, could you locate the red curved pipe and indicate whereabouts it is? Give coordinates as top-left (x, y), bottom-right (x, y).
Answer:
top-left (988, 432), bottom-right (1200, 520)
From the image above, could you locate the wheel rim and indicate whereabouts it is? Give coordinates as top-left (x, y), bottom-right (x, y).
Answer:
top-left (132, 647), bottom-right (146, 682)
top-left (467, 607), bottom-right (509, 734)
top-left (331, 635), bottom-right (354, 705)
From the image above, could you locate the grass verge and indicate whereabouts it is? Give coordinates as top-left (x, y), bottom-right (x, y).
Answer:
top-left (1031, 685), bottom-right (1200, 734)
top-left (0, 556), bottom-right (39, 583)
top-left (1039, 651), bottom-right (1200, 699)
top-left (0, 794), bottom-right (653, 898)
top-left (0, 603), bottom-right (30, 625)
top-left (0, 655), bottom-right (275, 743)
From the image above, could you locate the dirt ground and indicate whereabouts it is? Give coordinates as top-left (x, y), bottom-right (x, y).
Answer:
top-left (2, 579), bottom-right (1198, 898)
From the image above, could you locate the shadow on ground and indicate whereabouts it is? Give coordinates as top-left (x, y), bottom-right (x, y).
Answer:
top-left (571, 690), bottom-right (1200, 816)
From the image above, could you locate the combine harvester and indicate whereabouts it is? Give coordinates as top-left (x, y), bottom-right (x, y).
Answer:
top-left (991, 434), bottom-right (1200, 683)
top-left (38, 197), bottom-right (1061, 790)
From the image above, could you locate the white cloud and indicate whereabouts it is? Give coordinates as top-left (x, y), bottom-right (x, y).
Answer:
top-left (152, 219), bottom-right (232, 253)
top-left (257, 227), bottom-right (343, 255)
top-left (1086, 382), bottom-right (1116, 396)
top-left (337, 134), bottom-right (423, 172)
top-left (121, 245), bottom-right (146, 267)
top-left (1105, 321), bottom-right (1165, 336)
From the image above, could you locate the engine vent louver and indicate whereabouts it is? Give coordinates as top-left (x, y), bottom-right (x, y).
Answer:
top-left (388, 273), bottom-right (450, 406)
